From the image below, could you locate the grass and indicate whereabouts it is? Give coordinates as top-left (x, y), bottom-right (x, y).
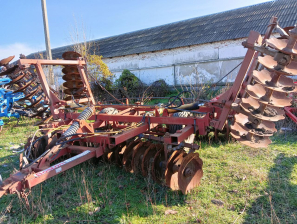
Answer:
top-left (0, 117), bottom-right (297, 223)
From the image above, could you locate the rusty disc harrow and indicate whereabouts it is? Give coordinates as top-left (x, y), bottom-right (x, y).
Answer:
top-left (61, 52), bottom-right (86, 101)
top-left (231, 25), bottom-right (297, 148)
top-left (107, 139), bottom-right (203, 194)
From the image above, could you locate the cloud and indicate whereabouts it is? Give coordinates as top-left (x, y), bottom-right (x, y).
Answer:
top-left (0, 43), bottom-right (41, 62)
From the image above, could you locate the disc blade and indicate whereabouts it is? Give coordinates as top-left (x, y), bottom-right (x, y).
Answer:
top-left (63, 80), bottom-right (84, 89)
top-left (30, 106), bottom-right (48, 118)
top-left (62, 51), bottom-right (82, 60)
top-left (151, 148), bottom-right (166, 184)
top-left (107, 146), bottom-right (118, 163)
top-left (253, 70), bottom-right (297, 93)
top-left (230, 121), bottom-right (249, 136)
top-left (131, 142), bottom-right (150, 174)
top-left (230, 131), bottom-right (272, 148)
top-left (23, 87), bottom-right (41, 100)
top-left (62, 66), bottom-right (79, 74)
top-left (246, 84), bottom-right (292, 107)
top-left (102, 147), bottom-right (111, 162)
top-left (258, 55), bottom-right (297, 76)
top-left (240, 97), bottom-right (285, 121)
top-left (141, 144), bottom-right (161, 177)
top-left (114, 143), bottom-right (126, 167)
top-left (178, 153), bottom-right (203, 194)
top-left (63, 95), bottom-right (83, 101)
top-left (0, 56), bottom-right (15, 66)
top-left (64, 88), bottom-right (79, 95)
top-left (123, 140), bottom-right (142, 173)
top-left (234, 113), bottom-right (276, 136)
top-left (165, 150), bottom-right (185, 190)
top-left (26, 97), bottom-right (43, 109)
top-left (62, 73), bottom-right (81, 81)
top-left (7, 72), bottom-right (27, 85)
top-left (13, 79), bottom-right (34, 93)
top-left (266, 37), bottom-right (297, 55)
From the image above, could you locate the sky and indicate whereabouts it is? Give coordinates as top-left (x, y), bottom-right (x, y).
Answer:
top-left (0, 0), bottom-right (272, 60)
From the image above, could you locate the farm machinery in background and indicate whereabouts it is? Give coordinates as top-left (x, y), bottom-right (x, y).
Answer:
top-left (0, 77), bottom-right (24, 130)
top-left (0, 55), bottom-right (50, 130)
top-left (0, 17), bottom-right (297, 200)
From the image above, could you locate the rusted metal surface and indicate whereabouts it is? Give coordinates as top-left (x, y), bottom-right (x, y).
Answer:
top-left (178, 152), bottom-right (203, 194)
top-left (17, 56), bottom-right (95, 117)
top-left (0, 55), bottom-right (14, 66)
top-left (0, 65), bottom-right (18, 76)
top-left (1, 17), bottom-right (297, 200)
top-left (252, 70), bottom-right (297, 93)
top-left (231, 19), bottom-right (297, 148)
top-left (61, 52), bottom-right (85, 101)
top-left (165, 150), bottom-right (185, 190)
top-left (62, 51), bottom-right (82, 60)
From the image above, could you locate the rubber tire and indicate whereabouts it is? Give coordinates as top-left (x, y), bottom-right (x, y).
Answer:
top-left (99, 107), bottom-right (119, 115)
top-left (168, 112), bottom-right (190, 134)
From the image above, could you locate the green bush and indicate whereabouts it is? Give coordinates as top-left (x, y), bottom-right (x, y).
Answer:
top-left (148, 79), bottom-right (170, 97)
top-left (115, 69), bottom-right (146, 98)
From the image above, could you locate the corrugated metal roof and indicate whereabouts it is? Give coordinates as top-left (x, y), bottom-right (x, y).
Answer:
top-left (28, 0), bottom-right (297, 59)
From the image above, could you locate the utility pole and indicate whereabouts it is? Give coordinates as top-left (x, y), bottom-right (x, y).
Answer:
top-left (41, 0), bottom-right (54, 87)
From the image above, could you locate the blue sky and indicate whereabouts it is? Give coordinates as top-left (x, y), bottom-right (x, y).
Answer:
top-left (0, 0), bottom-right (270, 59)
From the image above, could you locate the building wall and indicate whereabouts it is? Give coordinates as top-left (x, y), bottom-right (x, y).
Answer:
top-left (103, 38), bottom-right (247, 86)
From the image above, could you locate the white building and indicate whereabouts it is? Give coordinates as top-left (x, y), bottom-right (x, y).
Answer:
top-left (28, 0), bottom-right (297, 86)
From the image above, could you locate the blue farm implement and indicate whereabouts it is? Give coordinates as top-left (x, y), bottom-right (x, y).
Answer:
top-left (0, 77), bottom-right (25, 130)
top-left (0, 55), bottom-right (50, 130)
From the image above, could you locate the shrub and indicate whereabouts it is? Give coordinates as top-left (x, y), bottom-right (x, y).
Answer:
top-left (148, 79), bottom-right (170, 97)
top-left (115, 70), bottom-right (146, 98)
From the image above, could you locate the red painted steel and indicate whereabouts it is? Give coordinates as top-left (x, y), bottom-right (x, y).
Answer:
top-left (284, 81), bottom-right (297, 125)
top-left (1, 17), bottom-right (295, 198)
top-left (284, 107), bottom-right (297, 124)
top-left (170, 125), bottom-right (195, 144)
top-left (18, 58), bottom-right (95, 118)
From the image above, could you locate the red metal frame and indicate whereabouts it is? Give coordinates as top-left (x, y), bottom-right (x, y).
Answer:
top-left (285, 107), bottom-right (297, 124)
top-left (0, 18), bottom-right (280, 198)
top-left (1, 56), bottom-right (218, 197)
top-left (18, 58), bottom-right (96, 119)
top-left (284, 81), bottom-right (297, 125)
top-left (208, 16), bottom-right (278, 130)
